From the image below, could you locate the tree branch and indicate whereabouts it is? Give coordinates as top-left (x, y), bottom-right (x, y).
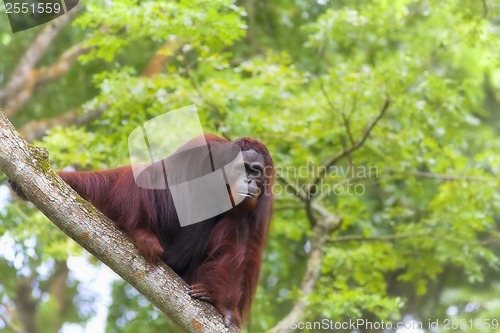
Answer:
top-left (269, 86), bottom-right (388, 333)
top-left (0, 8), bottom-right (80, 110)
top-left (271, 172), bottom-right (343, 332)
top-left (2, 41), bottom-right (90, 119)
top-left (0, 110), bottom-right (238, 333)
top-left (310, 97), bottom-right (390, 193)
top-left (16, 40), bottom-right (179, 142)
top-left (142, 41), bottom-right (178, 77)
top-left (276, 174), bottom-right (336, 227)
top-left (19, 105), bottom-right (106, 142)
top-left (318, 76), bottom-right (355, 145)
top-left (388, 170), bottom-right (496, 183)
top-left (0, 308), bottom-right (24, 333)
top-left (276, 174), bottom-right (308, 202)
top-left (482, 0), bottom-right (488, 18)
top-left (268, 213), bottom-right (340, 333)
top-left (332, 232), bottom-right (432, 243)
top-left (15, 277), bottom-right (38, 333)
top-left (184, 61), bottom-right (231, 140)
top-left (35, 42), bottom-right (91, 83)
top-left (331, 231), bottom-right (497, 247)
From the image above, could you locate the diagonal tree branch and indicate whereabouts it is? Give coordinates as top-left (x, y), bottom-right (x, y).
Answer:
top-left (142, 40), bottom-right (178, 77)
top-left (309, 97), bottom-right (390, 194)
top-left (2, 41), bottom-right (91, 119)
top-left (318, 76), bottom-right (355, 145)
top-left (267, 98), bottom-right (389, 333)
top-left (0, 109), bottom-right (238, 333)
top-left (17, 41), bottom-right (179, 142)
top-left (34, 42), bottom-right (91, 83)
top-left (19, 105), bottom-right (106, 142)
top-left (267, 211), bottom-right (340, 333)
top-left (271, 172), bottom-right (342, 332)
top-left (0, 8), bottom-right (81, 109)
top-left (0, 304), bottom-right (24, 333)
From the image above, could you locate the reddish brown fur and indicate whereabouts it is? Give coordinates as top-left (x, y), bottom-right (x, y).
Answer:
top-left (17, 134), bottom-right (273, 328)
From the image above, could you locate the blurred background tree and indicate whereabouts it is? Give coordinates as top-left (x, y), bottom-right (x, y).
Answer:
top-left (1, 0), bottom-right (500, 332)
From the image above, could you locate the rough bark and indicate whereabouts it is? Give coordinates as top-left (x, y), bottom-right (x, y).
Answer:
top-left (0, 109), bottom-right (239, 333)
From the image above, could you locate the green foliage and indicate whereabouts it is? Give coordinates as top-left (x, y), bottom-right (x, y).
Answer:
top-left (106, 281), bottom-right (181, 333)
top-left (2, 0), bottom-right (500, 332)
top-left (75, 0), bottom-right (246, 62)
